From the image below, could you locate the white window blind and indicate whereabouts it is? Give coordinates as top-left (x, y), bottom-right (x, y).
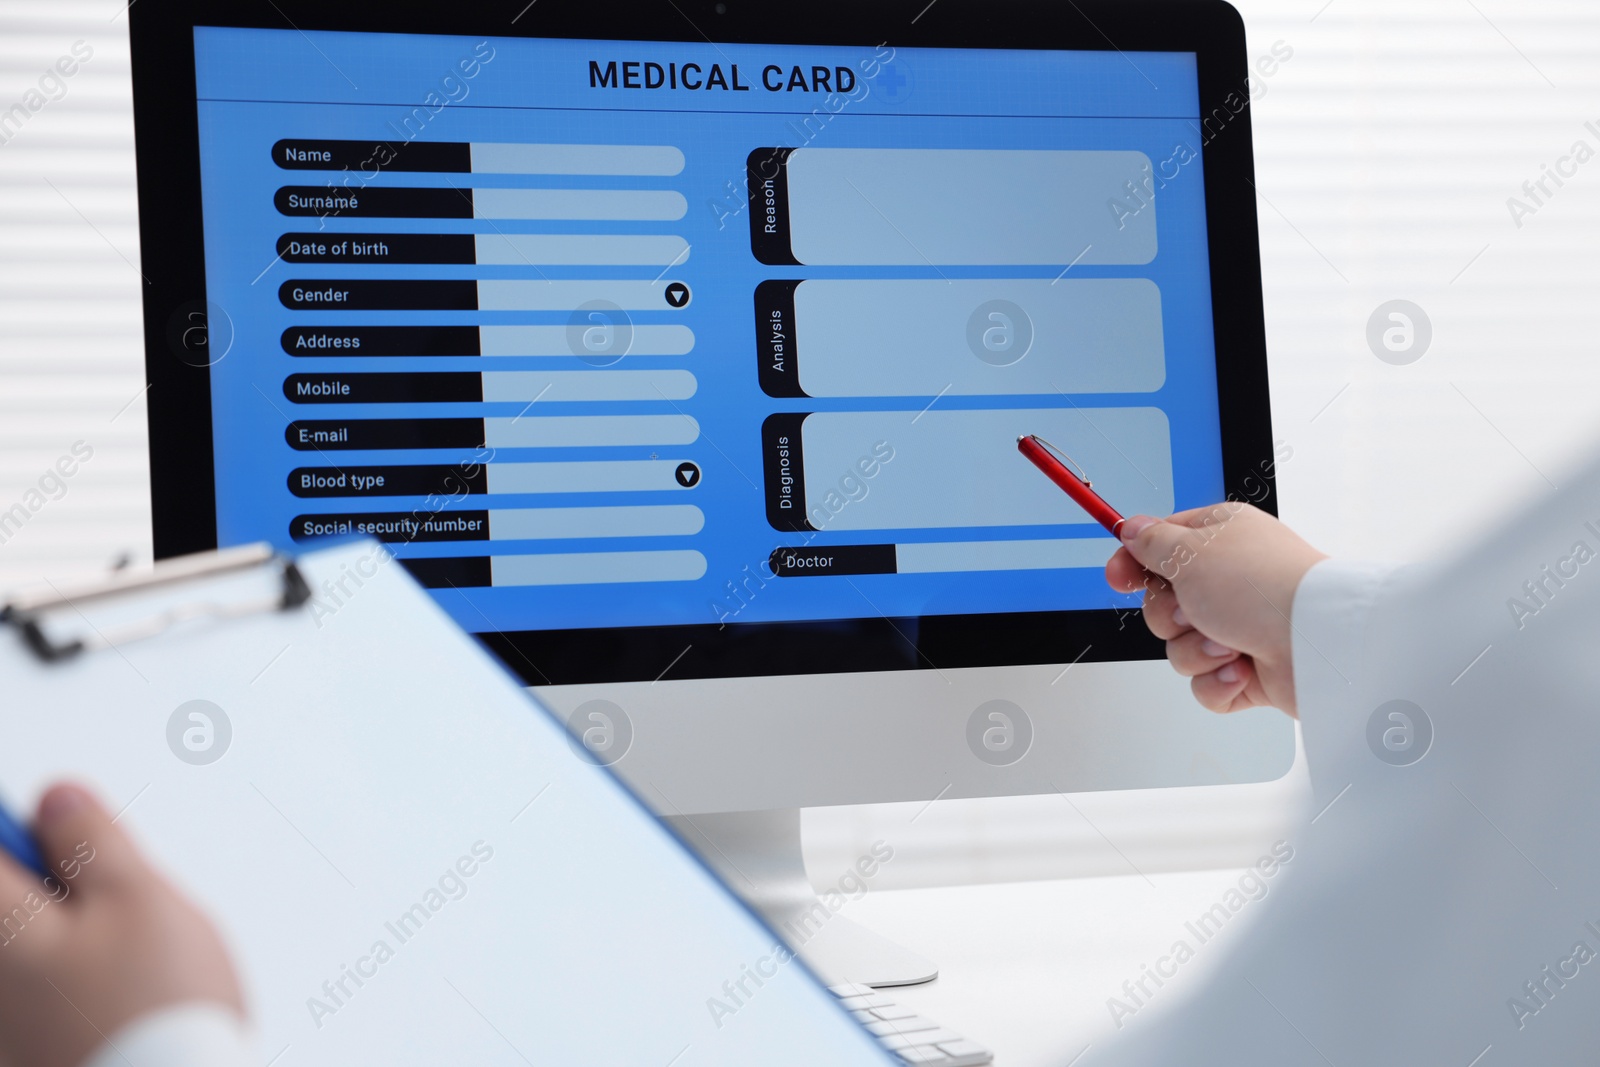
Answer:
top-left (0, 1), bottom-right (145, 590)
top-left (1238, 0), bottom-right (1600, 566)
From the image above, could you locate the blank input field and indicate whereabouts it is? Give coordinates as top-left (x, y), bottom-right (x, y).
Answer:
top-left (484, 414), bottom-right (698, 449)
top-left (479, 325), bottom-right (694, 357)
top-left (897, 537), bottom-right (1121, 573)
top-left (470, 143), bottom-right (685, 176)
top-left (472, 188), bottom-right (686, 221)
top-left (478, 280), bottom-right (688, 312)
top-left (474, 234), bottom-right (690, 266)
top-left (799, 408), bottom-right (1172, 531)
top-left (482, 370), bottom-right (695, 403)
top-left (486, 460), bottom-right (699, 494)
top-left (488, 505), bottom-right (703, 539)
top-left (791, 279), bottom-right (1164, 397)
top-left (491, 550), bottom-right (707, 586)
top-left (786, 148), bottom-right (1156, 265)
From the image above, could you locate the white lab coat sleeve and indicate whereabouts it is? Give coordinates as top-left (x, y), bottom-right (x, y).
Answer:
top-left (78, 1003), bottom-right (254, 1067)
top-left (1085, 442), bottom-right (1600, 1067)
top-left (1288, 557), bottom-right (1411, 800)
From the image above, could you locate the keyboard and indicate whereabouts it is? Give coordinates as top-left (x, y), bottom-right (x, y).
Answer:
top-left (828, 983), bottom-right (995, 1066)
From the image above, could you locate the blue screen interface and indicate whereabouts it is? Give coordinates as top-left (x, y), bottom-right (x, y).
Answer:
top-left (191, 27), bottom-right (1220, 636)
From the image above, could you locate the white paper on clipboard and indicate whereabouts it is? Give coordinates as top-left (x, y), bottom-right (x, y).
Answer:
top-left (0, 540), bottom-right (889, 1066)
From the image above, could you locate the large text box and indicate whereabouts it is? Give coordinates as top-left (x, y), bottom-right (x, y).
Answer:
top-left (786, 148), bottom-right (1156, 266)
top-left (800, 408), bottom-right (1173, 531)
top-left (791, 279), bottom-right (1164, 397)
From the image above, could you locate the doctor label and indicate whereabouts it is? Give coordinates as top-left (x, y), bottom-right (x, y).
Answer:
top-left (166, 699), bottom-right (233, 765)
top-left (566, 699), bottom-right (634, 766)
top-left (966, 700), bottom-right (1033, 766)
top-left (1365, 699), bottom-right (1433, 767)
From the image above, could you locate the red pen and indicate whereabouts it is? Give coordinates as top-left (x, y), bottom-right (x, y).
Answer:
top-left (1017, 434), bottom-right (1126, 536)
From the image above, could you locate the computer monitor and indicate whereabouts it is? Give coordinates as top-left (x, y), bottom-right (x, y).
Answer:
top-left (131, 0), bottom-right (1292, 985)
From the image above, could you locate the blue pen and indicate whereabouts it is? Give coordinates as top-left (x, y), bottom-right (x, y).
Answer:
top-left (0, 797), bottom-right (48, 879)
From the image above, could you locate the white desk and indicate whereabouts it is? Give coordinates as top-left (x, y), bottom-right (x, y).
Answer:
top-left (846, 868), bottom-right (1266, 1067)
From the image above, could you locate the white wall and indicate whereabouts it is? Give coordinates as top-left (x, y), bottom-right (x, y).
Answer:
top-left (2, 0), bottom-right (1597, 886)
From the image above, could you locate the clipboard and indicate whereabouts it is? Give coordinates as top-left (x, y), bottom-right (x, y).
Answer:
top-left (0, 540), bottom-right (889, 1066)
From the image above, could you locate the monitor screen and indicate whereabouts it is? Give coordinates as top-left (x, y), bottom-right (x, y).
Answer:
top-left (188, 27), bottom-right (1228, 679)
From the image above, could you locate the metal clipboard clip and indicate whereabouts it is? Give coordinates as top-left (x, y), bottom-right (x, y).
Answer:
top-left (0, 543), bottom-right (310, 662)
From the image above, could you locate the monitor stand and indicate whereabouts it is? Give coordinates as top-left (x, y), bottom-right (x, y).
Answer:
top-left (665, 808), bottom-right (938, 988)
